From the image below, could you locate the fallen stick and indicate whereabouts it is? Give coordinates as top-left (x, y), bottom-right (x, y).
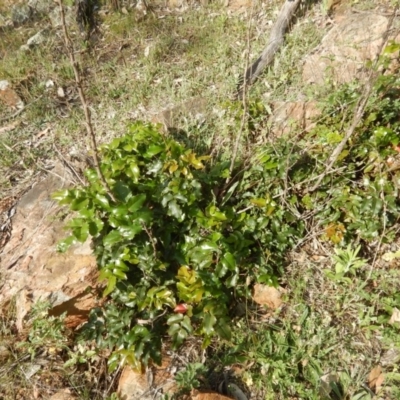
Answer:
top-left (236, 0), bottom-right (301, 98)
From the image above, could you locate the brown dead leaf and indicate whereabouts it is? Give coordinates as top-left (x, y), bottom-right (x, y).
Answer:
top-left (389, 307), bottom-right (400, 325)
top-left (252, 284), bottom-right (285, 309)
top-left (368, 366), bottom-right (384, 392)
top-left (375, 373), bottom-right (384, 392)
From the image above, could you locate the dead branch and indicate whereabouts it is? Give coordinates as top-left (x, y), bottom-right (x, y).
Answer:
top-left (57, 0), bottom-right (117, 203)
top-left (236, 0), bottom-right (301, 98)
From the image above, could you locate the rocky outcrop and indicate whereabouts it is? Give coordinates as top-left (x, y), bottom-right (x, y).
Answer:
top-left (0, 162), bottom-right (100, 330)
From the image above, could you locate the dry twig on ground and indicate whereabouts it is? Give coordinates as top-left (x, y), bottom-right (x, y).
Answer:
top-left (236, 0), bottom-right (301, 97)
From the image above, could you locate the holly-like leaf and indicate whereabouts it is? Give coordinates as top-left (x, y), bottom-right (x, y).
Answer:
top-left (202, 313), bottom-right (216, 335)
top-left (168, 200), bottom-right (184, 220)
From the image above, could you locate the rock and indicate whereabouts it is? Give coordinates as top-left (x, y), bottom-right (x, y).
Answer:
top-left (28, 0), bottom-right (54, 15)
top-left (269, 100), bottom-right (319, 135)
top-left (252, 284), bottom-right (285, 309)
top-left (303, 13), bottom-right (389, 85)
top-left (49, 389), bottom-right (77, 400)
top-left (49, 6), bottom-right (74, 28)
top-left (117, 356), bottom-right (177, 399)
top-left (0, 162), bottom-right (100, 331)
top-left (319, 372), bottom-right (340, 398)
top-left (227, 0), bottom-right (252, 13)
top-left (11, 4), bottom-right (32, 25)
top-left (191, 390), bottom-right (233, 400)
top-left (19, 44), bottom-right (31, 52)
top-left (26, 30), bottom-right (48, 47)
top-left (0, 80), bottom-right (24, 111)
top-left (0, 13), bottom-right (12, 29)
top-left (381, 347), bottom-right (400, 367)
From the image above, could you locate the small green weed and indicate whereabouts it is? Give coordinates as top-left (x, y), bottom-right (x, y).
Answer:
top-left (175, 362), bottom-right (208, 392)
top-left (325, 245), bottom-right (367, 283)
top-left (17, 301), bottom-right (69, 359)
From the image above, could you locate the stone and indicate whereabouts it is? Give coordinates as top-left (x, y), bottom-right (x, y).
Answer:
top-left (151, 97), bottom-right (207, 132)
top-left (49, 389), bottom-right (77, 400)
top-left (0, 80), bottom-right (24, 110)
top-left (270, 100), bottom-right (319, 135)
top-left (0, 162), bottom-right (100, 331)
top-left (303, 13), bottom-right (389, 85)
top-left (28, 0), bottom-right (54, 14)
top-left (0, 345), bottom-right (11, 362)
top-left (117, 356), bottom-right (177, 400)
top-left (19, 44), bottom-right (31, 52)
top-left (49, 6), bottom-right (74, 28)
top-left (27, 30), bottom-right (48, 47)
top-left (191, 390), bottom-right (233, 400)
top-left (11, 4), bottom-right (32, 25)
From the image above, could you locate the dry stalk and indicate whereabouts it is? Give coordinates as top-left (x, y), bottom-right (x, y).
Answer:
top-left (228, 4), bottom-right (255, 178)
top-left (57, 0), bottom-right (117, 203)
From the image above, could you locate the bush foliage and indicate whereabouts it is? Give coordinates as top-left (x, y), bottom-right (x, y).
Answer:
top-left (54, 43), bottom-right (400, 372)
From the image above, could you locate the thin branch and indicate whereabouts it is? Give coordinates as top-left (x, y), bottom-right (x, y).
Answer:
top-left (57, 0), bottom-right (116, 202)
top-left (53, 143), bottom-right (86, 186)
top-left (228, 3), bottom-right (254, 178)
top-left (141, 222), bottom-right (157, 257)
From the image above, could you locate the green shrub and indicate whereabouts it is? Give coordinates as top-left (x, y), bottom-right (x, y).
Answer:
top-left (54, 44), bottom-right (400, 372)
top-left (54, 122), bottom-right (302, 370)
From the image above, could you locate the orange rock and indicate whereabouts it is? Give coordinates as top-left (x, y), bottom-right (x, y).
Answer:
top-left (117, 356), bottom-right (177, 400)
top-left (191, 390), bottom-right (233, 400)
top-left (0, 162), bottom-right (100, 331)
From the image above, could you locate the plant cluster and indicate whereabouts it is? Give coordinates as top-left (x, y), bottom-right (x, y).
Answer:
top-left (54, 43), bottom-right (400, 383)
top-left (54, 122), bottom-right (303, 370)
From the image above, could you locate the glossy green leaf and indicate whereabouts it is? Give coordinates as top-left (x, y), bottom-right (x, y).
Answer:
top-left (250, 198), bottom-right (267, 207)
top-left (103, 275), bottom-right (117, 297)
top-left (95, 193), bottom-right (110, 209)
top-left (167, 314), bottom-right (184, 325)
top-left (181, 316), bottom-right (193, 333)
top-left (119, 223), bottom-right (142, 239)
top-left (52, 189), bottom-right (71, 202)
top-left (168, 200), bottom-right (183, 220)
top-left (103, 230), bottom-right (124, 247)
top-left (127, 163), bottom-right (140, 182)
top-left (222, 252), bottom-right (236, 271)
top-left (225, 273), bottom-right (239, 288)
top-left (145, 144), bottom-right (164, 157)
top-left (202, 313), bottom-right (216, 335)
top-left (73, 222), bottom-right (89, 242)
top-left (128, 194), bottom-right (147, 212)
top-left (215, 262), bottom-right (228, 278)
top-left (200, 242), bottom-right (219, 252)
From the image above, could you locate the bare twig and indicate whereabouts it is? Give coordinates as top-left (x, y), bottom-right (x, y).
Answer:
top-left (141, 222), bottom-right (157, 257)
top-left (57, 0), bottom-right (116, 202)
top-left (53, 143), bottom-right (86, 186)
top-left (228, 4), bottom-right (254, 178)
top-left (308, 8), bottom-right (399, 193)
